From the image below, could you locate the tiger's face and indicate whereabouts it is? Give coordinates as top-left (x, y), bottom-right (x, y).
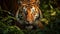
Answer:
top-left (16, 0), bottom-right (40, 24)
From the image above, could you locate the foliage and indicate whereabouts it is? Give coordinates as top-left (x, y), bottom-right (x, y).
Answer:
top-left (0, 0), bottom-right (60, 34)
top-left (0, 8), bottom-right (24, 34)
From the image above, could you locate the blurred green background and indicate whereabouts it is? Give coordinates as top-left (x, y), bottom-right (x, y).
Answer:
top-left (0, 0), bottom-right (60, 34)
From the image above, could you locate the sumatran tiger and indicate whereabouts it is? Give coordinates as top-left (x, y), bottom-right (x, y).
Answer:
top-left (15, 0), bottom-right (44, 29)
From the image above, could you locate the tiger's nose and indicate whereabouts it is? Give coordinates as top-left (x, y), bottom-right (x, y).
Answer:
top-left (26, 20), bottom-right (33, 24)
top-left (26, 15), bottom-right (34, 24)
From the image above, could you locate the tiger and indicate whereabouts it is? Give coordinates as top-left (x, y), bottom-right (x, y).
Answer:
top-left (15, 0), bottom-right (44, 29)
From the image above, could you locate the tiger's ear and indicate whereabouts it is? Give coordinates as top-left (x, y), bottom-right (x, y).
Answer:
top-left (35, 0), bottom-right (40, 4)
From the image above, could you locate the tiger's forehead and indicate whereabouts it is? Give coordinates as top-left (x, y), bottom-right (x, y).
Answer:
top-left (23, 5), bottom-right (36, 11)
top-left (22, 4), bottom-right (39, 12)
top-left (22, 5), bottom-right (39, 16)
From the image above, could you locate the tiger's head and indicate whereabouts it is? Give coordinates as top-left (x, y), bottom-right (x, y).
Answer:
top-left (15, 0), bottom-right (44, 29)
top-left (16, 0), bottom-right (41, 24)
